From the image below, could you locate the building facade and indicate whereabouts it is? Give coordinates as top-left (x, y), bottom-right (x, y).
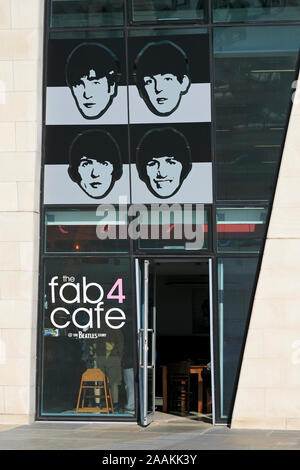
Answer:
top-left (0, 0), bottom-right (299, 429)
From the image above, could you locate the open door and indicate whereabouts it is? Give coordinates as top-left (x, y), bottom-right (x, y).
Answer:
top-left (209, 258), bottom-right (216, 425)
top-left (135, 259), bottom-right (156, 426)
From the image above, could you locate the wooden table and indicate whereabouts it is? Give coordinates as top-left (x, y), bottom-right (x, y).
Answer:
top-left (161, 364), bottom-right (207, 414)
top-left (189, 365), bottom-right (207, 414)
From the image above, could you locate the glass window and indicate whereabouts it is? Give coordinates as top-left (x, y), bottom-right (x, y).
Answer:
top-left (130, 0), bottom-right (205, 23)
top-left (217, 257), bottom-right (258, 420)
top-left (41, 257), bottom-right (136, 417)
top-left (214, 26), bottom-right (299, 202)
top-left (135, 204), bottom-right (211, 252)
top-left (45, 208), bottom-right (130, 253)
top-left (50, 0), bottom-right (124, 28)
top-left (213, 0), bottom-right (300, 23)
top-left (49, 30), bottom-right (124, 40)
top-left (217, 206), bottom-right (268, 253)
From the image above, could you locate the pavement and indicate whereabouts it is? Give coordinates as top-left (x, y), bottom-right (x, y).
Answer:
top-left (0, 412), bottom-right (300, 451)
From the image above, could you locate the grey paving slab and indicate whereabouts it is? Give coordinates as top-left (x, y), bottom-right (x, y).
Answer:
top-left (204, 426), bottom-right (267, 435)
top-left (99, 443), bottom-right (168, 450)
top-left (140, 425), bottom-right (209, 434)
top-left (167, 443), bottom-right (236, 450)
top-left (0, 439), bottom-right (93, 451)
top-left (268, 430), bottom-right (300, 438)
top-left (1, 419), bottom-right (300, 450)
top-left (20, 422), bottom-right (88, 429)
top-left (157, 433), bottom-right (204, 440)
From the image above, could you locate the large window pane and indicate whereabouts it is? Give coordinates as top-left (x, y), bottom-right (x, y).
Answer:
top-left (49, 30), bottom-right (124, 40)
top-left (214, 26), bottom-right (299, 202)
top-left (45, 208), bottom-right (130, 253)
top-left (41, 258), bottom-right (135, 417)
top-left (131, 0), bottom-right (205, 23)
top-left (217, 257), bottom-right (258, 419)
top-left (50, 0), bottom-right (124, 28)
top-left (217, 206), bottom-right (268, 253)
top-left (135, 204), bottom-right (210, 252)
top-left (213, 0), bottom-right (300, 23)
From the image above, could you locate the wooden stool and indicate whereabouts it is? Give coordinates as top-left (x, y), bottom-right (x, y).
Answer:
top-left (76, 368), bottom-right (114, 414)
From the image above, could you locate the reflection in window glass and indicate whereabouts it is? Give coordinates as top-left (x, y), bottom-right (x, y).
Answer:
top-left (45, 209), bottom-right (130, 253)
top-left (41, 258), bottom-right (135, 417)
top-left (217, 206), bottom-right (268, 253)
top-left (131, 0), bottom-right (204, 23)
top-left (50, 0), bottom-right (124, 28)
top-left (49, 30), bottom-right (124, 40)
top-left (217, 257), bottom-right (258, 419)
top-left (213, 0), bottom-right (300, 23)
top-left (214, 26), bottom-right (299, 202)
top-left (136, 204), bottom-right (210, 252)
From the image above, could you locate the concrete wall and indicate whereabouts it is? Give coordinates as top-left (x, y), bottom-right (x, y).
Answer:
top-left (0, 0), bottom-right (43, 424)
top-left (231, 72), bottom-right (300, 430)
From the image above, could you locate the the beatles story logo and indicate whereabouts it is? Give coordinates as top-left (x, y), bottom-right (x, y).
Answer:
top-left (48, 275), bottom-right (126, 334)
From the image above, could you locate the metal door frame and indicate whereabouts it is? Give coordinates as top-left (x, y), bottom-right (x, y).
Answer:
top-left (135, 256), bottom-right (215, 425)
top-left (135, 259), bottom-right (156, 426)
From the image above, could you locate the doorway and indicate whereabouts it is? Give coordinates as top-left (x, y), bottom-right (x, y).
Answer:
top-left (136, 258), bottom-right (214, 426)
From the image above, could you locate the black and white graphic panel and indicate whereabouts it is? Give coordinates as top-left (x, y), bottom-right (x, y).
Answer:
top-left (43, 126), bottom-right (130, 204)
top-left (128, 29), bottom-right (212, 203)
top-left (128, 30), bottom-right (211, 124)
top-left (130, 123), bottom-right (212, 204)
top-left (45, 35), bottom-right (128, 125)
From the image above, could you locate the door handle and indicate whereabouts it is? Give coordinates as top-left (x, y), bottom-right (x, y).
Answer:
top-left (139, 328), bottom-right (155, 368)
top-left (138, 329), bottom-right (143, 368)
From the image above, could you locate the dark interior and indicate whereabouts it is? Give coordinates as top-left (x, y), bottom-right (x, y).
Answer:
top-left (152, 261), bottom-right (211, 416)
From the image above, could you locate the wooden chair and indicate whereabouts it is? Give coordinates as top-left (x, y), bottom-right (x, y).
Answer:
top-left (167, 362), bottom-right (192, 416)
top-left (76, 368), bottom-right (114, 414)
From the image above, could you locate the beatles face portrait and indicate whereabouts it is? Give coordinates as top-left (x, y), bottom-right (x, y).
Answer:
top-left (49, 38), bottom-right (203, 203)
top-left (65, 40), bottom-right (190, 119)
top-left (134, 40), bottom-right (191, 117)
top-left (136, 128), bottom-right (192, 199)
top-left (68, 129), bottom-right (123, 199)
top-left (65, 43), bottom-right (120, 120)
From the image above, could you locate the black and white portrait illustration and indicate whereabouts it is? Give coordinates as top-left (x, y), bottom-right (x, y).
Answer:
top-left (43, 32), bottom-right (212, 206)
top-left (68, 129), bottom-right (123, 199)
top-left (46, 33), bottom-right (210, 126)
top-left (136, 128), bottom-right (192, 198)
top-left (43, 124), bottom-right (130, 205)
top-left (134, 41), bottom-right (191, 117)
top-left (65, 42), bottom-right (121, 120)
top-left (131, 123), bottom-right (212, 204)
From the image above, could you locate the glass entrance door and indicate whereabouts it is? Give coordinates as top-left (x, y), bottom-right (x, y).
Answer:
top-left (135, 259), bottom-right (156, 426)
top-left (136, 257), bottom-right (215, 425)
